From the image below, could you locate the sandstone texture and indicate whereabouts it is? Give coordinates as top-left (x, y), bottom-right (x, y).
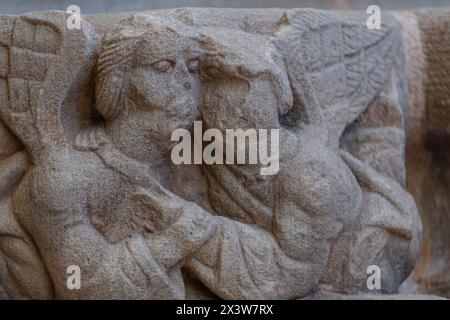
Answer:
top-left (0, 7), bottom-right (448, 299)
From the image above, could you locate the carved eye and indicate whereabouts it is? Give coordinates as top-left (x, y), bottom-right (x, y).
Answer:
top-left (151, 60), bottom-right (174, 73)
top-left (201, 66), bottom-right (222, 81)
top-left (187, 58), bottom-right (200, 73)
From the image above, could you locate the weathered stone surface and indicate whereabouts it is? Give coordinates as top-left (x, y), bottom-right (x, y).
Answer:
top-left (0, 7), bottom-right (447, 299)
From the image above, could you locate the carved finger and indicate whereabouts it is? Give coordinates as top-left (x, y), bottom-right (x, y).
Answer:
top-left (133, 190), bottom-right (165, 215)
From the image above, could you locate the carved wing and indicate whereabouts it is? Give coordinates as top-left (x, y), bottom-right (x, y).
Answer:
top-left (0, 11), bottom-right (96, 299)
top-left (275, 9), bottom-right (401, 143)
top-left (0, 11), bottom-right (97, 160)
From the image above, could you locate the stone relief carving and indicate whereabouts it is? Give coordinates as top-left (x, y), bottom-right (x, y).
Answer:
top-left (0, 7), bottom-right (446, 299)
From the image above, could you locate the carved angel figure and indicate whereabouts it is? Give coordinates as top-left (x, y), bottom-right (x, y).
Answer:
top-left (0, 12), bottom-right (217, 299)
top-left (0, 9), bottom-right (422, 300)
top-left (190, 9), bottom-right (422, 297)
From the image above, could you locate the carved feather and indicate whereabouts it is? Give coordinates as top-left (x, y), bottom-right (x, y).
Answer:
top-left (275, 9), bottom-right (402, 143)
top-left (0, 12), bottom-right (97, 159)
top-left (0, 11), bottom-right (98, 299)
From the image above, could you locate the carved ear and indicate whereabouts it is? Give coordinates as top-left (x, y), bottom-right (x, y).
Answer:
top-left (274, 9), bottom-right (401, 141)
top-left (0, 12), bottom-right (97, 159)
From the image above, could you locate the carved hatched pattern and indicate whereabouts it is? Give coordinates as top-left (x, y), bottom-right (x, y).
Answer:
top-left (0, 16), bottom-right (60, 154)
top-left (0, 12), bottom-right (92, 158)
top-left (0, 16), bottom-right (15, 152)
top-left (279, 9), bottom-right (401, 138)
top-left (0, 14), bottom-right (67, 300)
top-left (0, 12), bottom-right (97, 300)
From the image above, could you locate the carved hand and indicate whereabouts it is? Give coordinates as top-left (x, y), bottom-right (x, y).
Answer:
top-left (132, 182), bottom-right (218, 269)
top-left (132, 183), bottom-right (186, 233)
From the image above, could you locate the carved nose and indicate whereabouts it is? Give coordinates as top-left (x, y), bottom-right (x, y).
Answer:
top-left (184, 82), bottom-right (192, 90)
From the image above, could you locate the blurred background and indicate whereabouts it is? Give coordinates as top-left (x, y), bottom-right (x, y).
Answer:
top-left (1, 0), bottom-right (450, 14)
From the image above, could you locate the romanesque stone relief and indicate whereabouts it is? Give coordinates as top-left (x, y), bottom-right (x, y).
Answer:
top-left (0, 7), bottom-right (444, 299)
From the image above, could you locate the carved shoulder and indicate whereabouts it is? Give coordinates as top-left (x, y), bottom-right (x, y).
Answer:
top-left (24, 150), bottom-right (106, 213)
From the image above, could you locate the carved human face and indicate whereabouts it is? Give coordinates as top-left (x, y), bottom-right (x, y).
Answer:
top-left (198, 29), bottom-right (292, 132)
top-left (107, 29), bottom-right (201, 164)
